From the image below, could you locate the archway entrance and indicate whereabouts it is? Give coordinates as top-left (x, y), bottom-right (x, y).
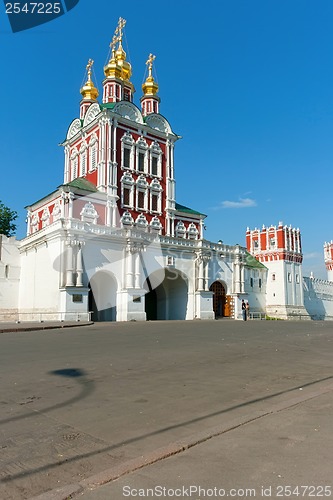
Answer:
top-left (89, 271), bottom-right (117, 321)
top-left (210, 281), bottom-right (233, 318)
top-left (144, 269), bottom-right (188, 320)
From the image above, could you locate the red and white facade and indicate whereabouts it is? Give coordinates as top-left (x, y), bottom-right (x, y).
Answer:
top-left (3, 20), bottom-right (333, 322)
top-left (246, 223), bottom-right (308, 319)
top-left (324, 241), bottom-right (333, 282)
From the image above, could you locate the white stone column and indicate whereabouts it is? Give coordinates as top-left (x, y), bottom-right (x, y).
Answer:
top-left (134, 250), bottom-right (141, 289)
top-left (125, 243), bottom-right (135, 289)
top-left (66, 241), bottom-right (74, 287)
top-left (68, 192), bottom-right (74, 219)
top-left (204, 257), bottom-right (210, 291)
top-left (197, 256), bottom-right (205, 291)
top-left (76, 243), bottom-right (84, 287)
top-left (26, 210), bottom-right (32, 236)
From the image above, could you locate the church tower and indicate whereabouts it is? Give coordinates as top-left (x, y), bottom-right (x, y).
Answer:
top-left (141, 54), bottom-right (160, 116)
top-left (324, 241), bottom-right (333, 281)
top-left (246, 223), bottom-right (308, 319)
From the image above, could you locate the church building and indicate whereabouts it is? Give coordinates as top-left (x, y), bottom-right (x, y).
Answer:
top-left (0, 18), bottom-right (265, 322)
top-left (1, 18), bottom-right (332, 322)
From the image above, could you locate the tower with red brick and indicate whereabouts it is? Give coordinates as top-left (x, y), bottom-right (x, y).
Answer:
top-left (246, 223), bottom-right (309, 319)
top-left (324, 241), bottom-right (333, 282)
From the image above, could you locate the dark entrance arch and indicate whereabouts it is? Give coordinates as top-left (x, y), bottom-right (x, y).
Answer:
top-left (88, 271), bottom-right (117, 321)
top-left (144, 269), bottom-right (188, 320)
top-left (210, 281), bottom-right (232, 318)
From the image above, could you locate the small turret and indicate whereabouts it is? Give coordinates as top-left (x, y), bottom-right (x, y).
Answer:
top-left (103, 17), bottom-right (135, 103)
top-left (80, 59), bottom-right (99, 119)
top-left (141, 53), bottom-right (160, 116)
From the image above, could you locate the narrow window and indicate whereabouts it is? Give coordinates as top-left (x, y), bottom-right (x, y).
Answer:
top-left (123, 188), bottom-right (130, 206)
top-left (288, 273), bottom-right (292, 283)
top-left (151, 194), bottom-right (158, 212)
top-left (138, 152), bottom-right (145, 172)
top-left (259, 278), bottom-right (262, 288)
top-left (123, 148), bottom-right (130, 168)
top-left (151, 156), bottom-right (158, 176)
top-left (272, 273), bottom-right (276, 281)
top-left (91, 146), bottom-right (97, 170)
top-left (138, 191), bottom-right (145, 209)
top-left (250, 277), bottom-right (253, 288)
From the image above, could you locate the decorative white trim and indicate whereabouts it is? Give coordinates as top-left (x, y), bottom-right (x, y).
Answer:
top-left (80, 202), bottom-right (99, 224)
top-left (145, 114), bottom-right (172, 134)
top-left (83, 103), bottom-right (101, 127)
top-left (67, 119), bottom-right (81, 140)
top-left (113, 102), bottom-right (144, 124)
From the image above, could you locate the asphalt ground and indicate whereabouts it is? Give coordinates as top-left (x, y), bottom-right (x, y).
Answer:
top-left (0, 320), bottom-right (332, 499)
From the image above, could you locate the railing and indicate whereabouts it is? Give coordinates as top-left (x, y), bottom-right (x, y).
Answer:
top-left (249, 312), bottom-right (267, 320)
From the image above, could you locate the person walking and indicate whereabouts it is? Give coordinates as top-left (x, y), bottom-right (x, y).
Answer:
top-left (241, 299), bottom-right (247, 321)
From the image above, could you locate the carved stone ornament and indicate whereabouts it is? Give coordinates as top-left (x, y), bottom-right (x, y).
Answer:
top-left (67, 119), bottom-right (82, 140)
top-left (121, 211), bottom-right (134, 226)
top-left (145, 114), bottom-right (172, 134)
top-left (52, 202), bottom-right (61, 220)
top-left (135, 214), bottom-right (148, 228)
top-left (113, 102), bottom-right (144, 124)
top-left (175, 220), bottom-right (186, 237)
top-left (80, 202), bottom-right (99, 224)
top-left (83, 103), bottom-right (101, 127)
top-left (150, 216), bottom-right (162, 230)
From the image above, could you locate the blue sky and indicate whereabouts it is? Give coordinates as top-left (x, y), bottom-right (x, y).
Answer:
top-left (1, 0), bottom-right (332, 278)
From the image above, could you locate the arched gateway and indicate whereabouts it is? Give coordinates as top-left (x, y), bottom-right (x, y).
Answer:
top-left (144, 269), bottom-right (188, 320)
top-left (209, 281), bottom-right (233, 318)
top-left (89, 271), bottom-right (117, 321)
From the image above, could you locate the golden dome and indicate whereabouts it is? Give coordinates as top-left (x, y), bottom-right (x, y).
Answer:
top-left (80, 59), bottom-right (99, 101)
top-left (142, 54), bottom-right (159, 96)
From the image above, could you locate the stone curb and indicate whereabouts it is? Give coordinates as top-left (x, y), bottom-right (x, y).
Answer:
top-left (0, 322), bottom-right (94, 333)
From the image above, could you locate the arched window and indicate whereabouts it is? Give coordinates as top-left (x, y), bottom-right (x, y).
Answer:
top-left (136, 175), bottom-right (148, 211)
top-left (150, 179), bottom-right (162, 213)
top-left (121, 131), bottom-right (134, 170)
top-left (121, 172), bottom-right (134, 208)
top-left (80, 142), bottom-right (88, 176)
top-left (136, 137), bottom-right (148, 173)
top-left (70, 148), bottom-right (79, 180)
top-left (89, 141), bottom-right (98, 171)
top-left (149, 141), bottom-right (162, 177)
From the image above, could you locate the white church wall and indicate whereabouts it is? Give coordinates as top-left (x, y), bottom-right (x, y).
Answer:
top-left (18, 238), bottom-right (63, 320)
top-left (0, 235), bottom-right (21, 320)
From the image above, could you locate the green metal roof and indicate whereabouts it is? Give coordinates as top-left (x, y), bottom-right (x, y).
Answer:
top-left (100, 102), bottom-right (116, 110)
top-left (175, 203), bottom-right (206, 217)
top-left (244, 251), bottom-right (267, 269)
top-left (63, 178), bottom-right (98, 192)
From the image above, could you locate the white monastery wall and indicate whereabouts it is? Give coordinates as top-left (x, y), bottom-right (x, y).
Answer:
top-left (0, 235), bottom-right (21, 319)
top-left (303, 277), bottom-right (333, 320)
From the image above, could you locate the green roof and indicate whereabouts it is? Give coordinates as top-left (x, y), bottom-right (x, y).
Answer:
top-left (63, 178), bottom-right (98, 192)
top-left (100, 103), bottom-right (116, 110)
top-left (244, 251), bottom-right (267, 269)
top-left (175, 203), bottom-right (206, 217)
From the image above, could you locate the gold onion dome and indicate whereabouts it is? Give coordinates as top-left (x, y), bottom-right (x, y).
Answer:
top-left (104, 34), bottom-right (122, 79)
top-left (80, 59), bottom-right (99, 100)
top-left (142, 53), bottom-right (159, 96)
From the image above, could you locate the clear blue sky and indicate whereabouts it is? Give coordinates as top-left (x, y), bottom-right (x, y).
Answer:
top-left (1, 0), bottom-right (332, 278)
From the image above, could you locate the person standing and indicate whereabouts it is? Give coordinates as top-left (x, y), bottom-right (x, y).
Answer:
top-left (246, 301), bottom-right (250, 320)
top-left (241, 299), bottom-right (247, 321)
